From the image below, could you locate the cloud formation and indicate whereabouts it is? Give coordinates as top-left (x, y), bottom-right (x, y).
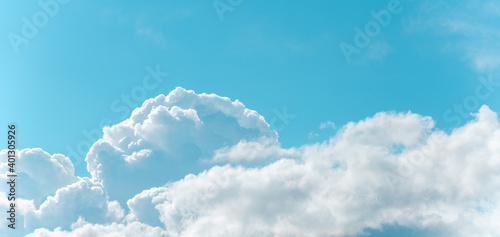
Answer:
top-left (85, 87), bottom-right (277, 205)
top-left (2, 88), bottom-right (499, 236)
top-left (27, 221), bottom-right (167, 237)
top-left (121, 105), bottom-right (500, 236)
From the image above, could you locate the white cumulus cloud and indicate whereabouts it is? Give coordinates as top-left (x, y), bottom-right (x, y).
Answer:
top-left (3, 88), bottom-right (499, 237)
top-left (70, 101), bottom-right (500, 236)
top-left (85, 87), bottom-right (277, 205)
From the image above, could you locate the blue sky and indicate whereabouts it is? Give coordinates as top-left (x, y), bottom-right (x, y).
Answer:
top-left (2, 0), bottom-right (498, 176)
top-left (1, 0), bottom-right (500, 236)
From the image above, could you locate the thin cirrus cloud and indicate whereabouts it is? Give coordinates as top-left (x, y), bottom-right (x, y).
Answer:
top-left (0, 87), bottom-right (499, 236)
top-left (404, 0), bottom-right (500, 74)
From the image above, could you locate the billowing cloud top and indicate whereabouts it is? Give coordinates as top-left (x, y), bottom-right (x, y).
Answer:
top-left (85, 87), bottom-right (277, 204)
top-left (1, 87), bottom-right (500, 237)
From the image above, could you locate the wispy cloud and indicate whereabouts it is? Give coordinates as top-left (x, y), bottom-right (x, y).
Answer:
top-left (136, 27), bottom-right (167, 48)
top-left (404, 0), bottom-right (500, 73)
top-left (319, 120), bottom-right (337, 130)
